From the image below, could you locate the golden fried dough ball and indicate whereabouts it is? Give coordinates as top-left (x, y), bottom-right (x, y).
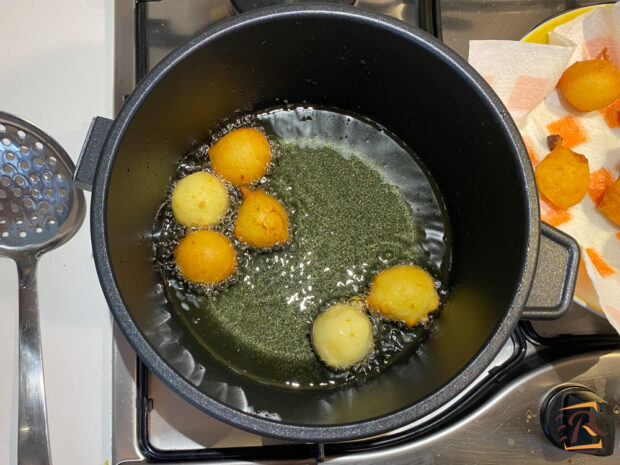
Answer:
top-left (558, 60), bottom-right (620, 112)
top-left (311, 303), bottom-right (374, 369)
top-left (535, 146), bottom-right (589, 209)
top-left (366, 265), bottom-right (439, 327)
top-left (171, 172), bottom-right (229, 227)
top-left (598, 177), bottom-right (620, 226)
top-left (233, 188), bottom-right (290, 248)
top-left (174, 230), bottom-right (236, 285)
top-left (209, 128), bottom-right (271, 186)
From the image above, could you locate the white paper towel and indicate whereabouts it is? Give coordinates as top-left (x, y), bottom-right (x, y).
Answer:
top-left (469, 3), bottom-right (620, 333)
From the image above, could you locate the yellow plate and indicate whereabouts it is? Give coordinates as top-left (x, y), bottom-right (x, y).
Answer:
top-left (522, 4), bottom-right (614, 317)
top-left (522, 5), bottom-right (611, 44)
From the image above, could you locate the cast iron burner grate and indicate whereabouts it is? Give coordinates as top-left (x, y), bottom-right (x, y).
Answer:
top-left (133, 0), bottom-right (441, 82)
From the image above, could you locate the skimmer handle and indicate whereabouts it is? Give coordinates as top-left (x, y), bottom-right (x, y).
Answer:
top-left (17, 255), bottom-right (53, 465)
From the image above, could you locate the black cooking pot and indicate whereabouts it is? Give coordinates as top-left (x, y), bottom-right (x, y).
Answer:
top-left (75, 5), bottom-right (579, 442)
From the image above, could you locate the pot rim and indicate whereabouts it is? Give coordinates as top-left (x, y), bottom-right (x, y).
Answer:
top-left (90, 4), bottom-right (539, 442)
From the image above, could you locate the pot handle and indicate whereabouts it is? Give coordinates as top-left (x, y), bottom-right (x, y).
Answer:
top-left (74, 116), bottom-right (114, 192)
top-left (521, 223), bottom-right (579, 320)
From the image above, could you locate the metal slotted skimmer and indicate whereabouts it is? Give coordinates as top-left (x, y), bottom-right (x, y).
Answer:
top-left (0, 111), bottom-right (85, 465)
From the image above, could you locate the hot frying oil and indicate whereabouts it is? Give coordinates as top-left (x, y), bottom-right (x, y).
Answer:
top-left (153, 106), bottom-right (452, 389)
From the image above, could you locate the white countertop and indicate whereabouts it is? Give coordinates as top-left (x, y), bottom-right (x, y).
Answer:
top-left (0, 1), bottom-right (114, 463)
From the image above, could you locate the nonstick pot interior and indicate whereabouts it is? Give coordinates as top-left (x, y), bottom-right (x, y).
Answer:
top-left (97, 6), bottom-right (536, 440)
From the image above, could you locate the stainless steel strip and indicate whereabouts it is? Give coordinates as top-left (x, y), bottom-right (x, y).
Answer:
top-left (113, 0), bottom-right (136, 115)
top-left (113, 324), bottom-right (145, 465)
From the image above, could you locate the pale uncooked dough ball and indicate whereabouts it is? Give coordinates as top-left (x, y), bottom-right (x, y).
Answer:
top-left (171, 171), bottom-right (229, 227)
top-left (366, 265), bottom-right (439, 326)
top-left (311, 303), bottom-right (374, 369)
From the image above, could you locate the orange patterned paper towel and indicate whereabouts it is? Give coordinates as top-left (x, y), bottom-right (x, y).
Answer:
top-left (468, 41), bottom-right (574, 127)
top-left (469, 3), bottom-right (620, 333)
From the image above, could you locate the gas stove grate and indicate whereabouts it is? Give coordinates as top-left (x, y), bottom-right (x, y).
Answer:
top-left (135, 328), bottom-right (528, 461)
top-left (135, 323), bottom-right (620, 462)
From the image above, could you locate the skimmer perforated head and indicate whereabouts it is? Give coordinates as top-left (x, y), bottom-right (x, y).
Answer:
top-left (0, 111), bottom-right (85, 258)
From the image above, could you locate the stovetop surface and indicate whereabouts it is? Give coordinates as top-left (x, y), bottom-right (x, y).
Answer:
top-left (112, 1), bottom-right (620, 464)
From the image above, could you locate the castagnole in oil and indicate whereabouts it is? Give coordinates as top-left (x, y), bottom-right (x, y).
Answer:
top-left (174, 230), bottom-right (237, 285)
top-left (366, 264), bottom-right (439, 327)
top-left (209, 128), bottom-right (272, 186)
top-left (234, 187), bottom-right (290, 248)
top-left (535, 146), bottom-right (589, 210)
top-left (311, 303), bottom-right (374, 369)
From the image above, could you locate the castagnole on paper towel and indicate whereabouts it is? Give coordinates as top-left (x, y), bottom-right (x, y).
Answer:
top-left (557, 59), bottom-right (620, 112)
top-left (535, 146), bottom-right (590, 209)
top-left (598, 178), bottom-right (620, 226)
